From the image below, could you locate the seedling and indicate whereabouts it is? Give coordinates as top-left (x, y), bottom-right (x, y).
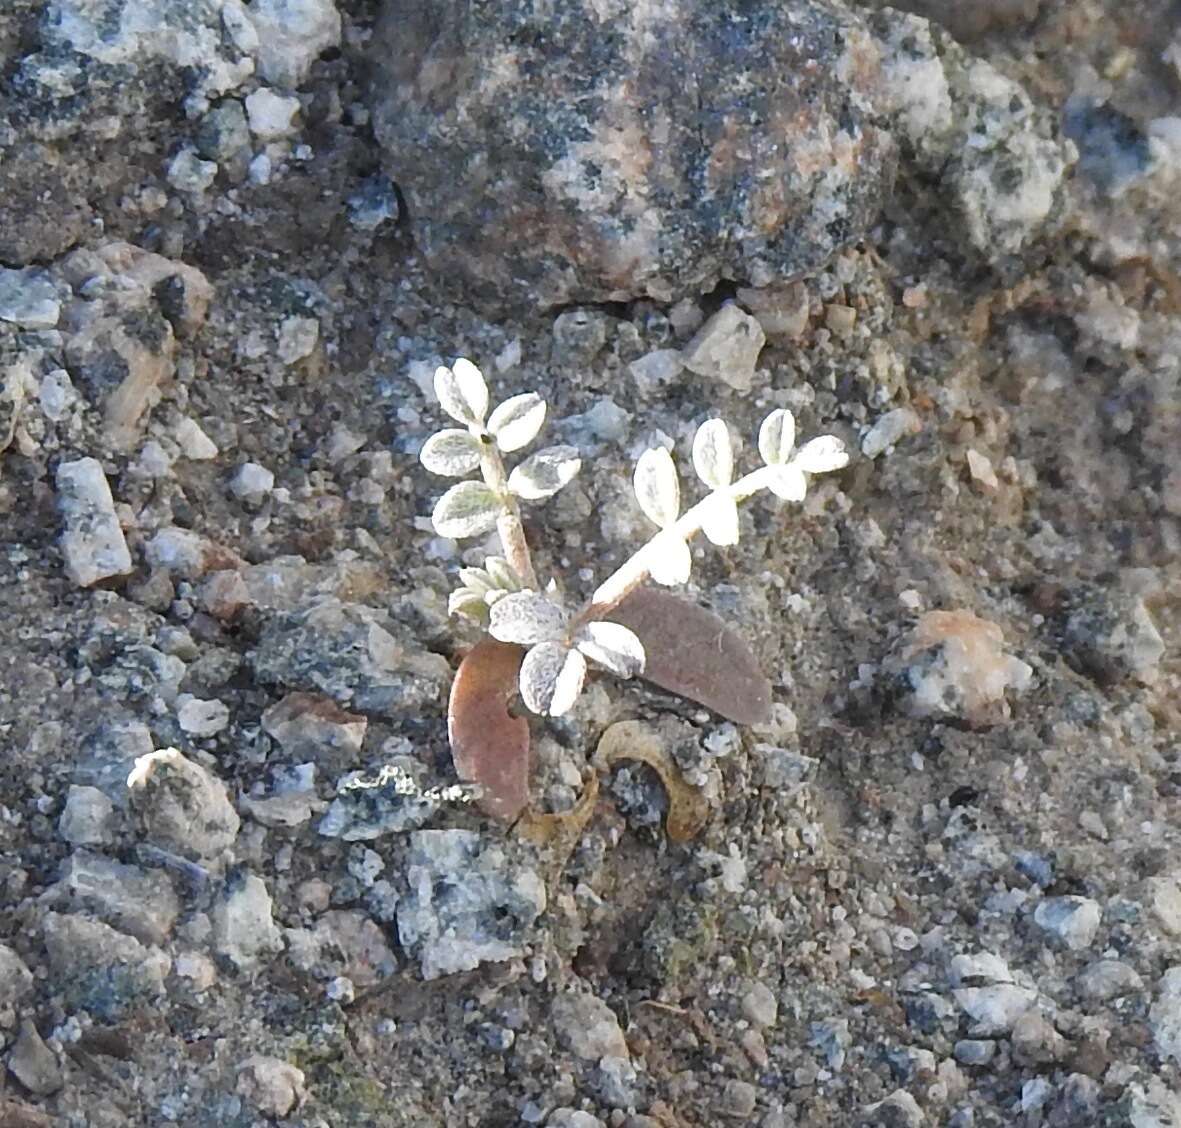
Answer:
top-left (421, 358), bottom-right (849, 819)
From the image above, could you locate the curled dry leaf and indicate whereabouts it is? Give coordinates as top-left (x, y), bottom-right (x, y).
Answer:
top-left (518, 770), bottom-right (599, 849)
top-left (448, 639), bottom-right (530, 822)
top-left (594, 720), bottom-right (709, 842)
top-left (611, 587), bottom-right (773, 726)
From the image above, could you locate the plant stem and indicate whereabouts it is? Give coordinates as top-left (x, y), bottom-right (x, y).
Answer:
top-left (585, 465), bottom-right (775, 619)
top-left (478, 436), bottom-right (538, 590)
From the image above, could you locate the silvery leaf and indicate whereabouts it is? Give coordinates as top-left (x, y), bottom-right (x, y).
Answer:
top-left (420, 428), bottom-right (482, 477)
top-left (691, 419), bottom-right (733, 490)
top-left (699, 492), bottom-right (740, 546)
top-left (431, 480), bottom-right (501, 539)
top-left (794, 435), bottom-right (849, 474)
top-left (458, 566), bottom-right (494, 594)
top-left (633, 446), bottom-right (680, 529)
top-left (574, 621), bottom-right (646, 678)
top-left (646, 529), bottom-right (692, 586)
top-left (483, 555), bottom-right (520, 592)
top-left (487, 392), bottom-right (546, 453)
top-left (765, 464), bottom-right (807, 501)
top-left (508, 445), bottom-right (581, 500)
top-left (758, 408), bottom-right (796, 466)
top-left (448, 587), bottom-right (489, 620)
top-left (489, 590), bottom-right (567, 645)
top-left (434, 359), bottom-right (489, 427)
top-left (520, 642), bottom-right (587, 716)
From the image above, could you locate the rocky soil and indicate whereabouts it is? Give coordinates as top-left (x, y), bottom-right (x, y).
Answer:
top-left (0, 0), bottom-right (1179, 1126)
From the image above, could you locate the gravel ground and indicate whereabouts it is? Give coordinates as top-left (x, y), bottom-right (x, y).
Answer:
top-left (0, 1), bottom-right (1179, 1126)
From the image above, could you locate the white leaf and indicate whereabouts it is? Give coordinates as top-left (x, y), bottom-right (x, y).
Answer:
top-left (431, 480), bottom-right (501, 539)
top-left (519, 642), bottom-right (587, 716)
top-left (646, 529), bottom-right (692, 586)
top-left (434, 359), bottom-right (488, 427)
top-left (691, 419), bottom-right (733, 490)
top-left (420, 428), bottom-right (482, 477)
top-left (488, 590), bottom-right (567, 645)
top-left (508, 445), bottom-right (581, 500)
top-left (574, 621), bottom-right (646, 678)
top-left (633, 447), bottom-right (680, 528)
top-left (448, 587), bottom-right (489, 619)
top-left (700, 492), bottom-right (740, 546)
top-left (458, 566), bottom-right (493, 594)
top-left (487, 393), bottom-right (546, 453)
top-left (794, 435), bottom-right (849, 474)
top-left (765, 464), bottom-right (807, 501)
top-left (482, 556), bottom-right (520, 592)
top-left (758, 409), bottom-right (796, 466)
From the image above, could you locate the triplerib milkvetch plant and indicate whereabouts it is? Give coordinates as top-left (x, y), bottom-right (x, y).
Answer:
top-left (422, 358), bottom-right (849, 719)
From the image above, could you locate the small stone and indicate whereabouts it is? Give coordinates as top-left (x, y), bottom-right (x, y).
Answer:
top-left (551, 308), bottom-right (610, 366)
top-left (1053, 1074), bottom-right (1100, 1124)
top-left (57, 457), bottom-right (133, 587)
top-left (0, 267), bottom-right (61, 328)
top-left (824, 303), bottom-right (857, 336)
top-left (8, 1021), bottom-right (62, 1097)
top-left (262, 692), bottom-right (367, 759)
top-left (862, 1089), bottom-right (925, 1127)
top-left (1056, 581), bottom-right (1165, 685)
top-left (547, 1112), bottom-right (605, 1128)
top-left (175, 416), bottom-right (219, 460)
top-left (966, 448), bottom-right (999, 493)
top-left (40, 369), bottom-right (78, 422)
top-left (230, 461), bottom-right (275, 505)
top-left (247, 0), bottom-right (341, 89)
top-left (166, 147), bottom-right (218, 193)
top-left (175, 951), bottom-right (217, 990)
top-left (146, 527), bottom-right (242, 579)
top-left (245, 88), bottom-right (302, 140)
top-left (1033, 896), bottom-right (1101, 951)
top-left (735, 281), bottom-right (809, 339)
top-left (127, 747), bottom-right (241, 861)
top-left (1147, 875), bottom-right (1181, 937)
top-left (318, 765), bottom-right (438, 840)
top-left (0, 944), bottom-right (34, 1005)
top-left (861, 407), bottom-right (921, 459)
top-left (741, 982), bottom-right (779, 1028)
top-left (1020, 1078), bottom-right (1052, 1113)
top-left (719, 1079), bottom-right (758, 1119)
top-left (681, 304), bottom-right (765, 393)
top-left (59, 784), bottom-right (116, 846)
top-left (176, 694), bottom-right (231, 737)
top-left (1150, 966), bottom-right (1181, 1064)
top-left (213, 871), bottom-right (286, 969)
top-left (1075, 958), bottom-right (1144, 1001)
top-left (1010, 1010), bottom-right (1067, 1065)
top-left (348, 174), bottom-right (399, 231)
top-left (596, 1055), bottom-right (639, 1109)
top-left (237, 1055), bottom-right (308, 1118)
top-left (953, 1039), bottom-right (995, 1065)
top-left (628, 349), bottom-right (684, 396)
top-left (277, 315), bottom-right (320, 364)
top-left (551, 993), bottom-right (629, 1061)
top-left (53, 849), bottom-right (180, 945)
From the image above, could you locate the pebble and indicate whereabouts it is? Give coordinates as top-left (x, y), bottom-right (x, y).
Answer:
top-left (1074, 958), bottom-right (1144, 1001)
top-left (547, 1112), bottom-right (604, 1128)
top-left (127, 747), bottom-right (241, 860)
top-left (277, 314), bottom-right (320, 364)
top-left (0, 266), bottom-right (61, 328)
top-left (213, 871), bottom-right (286, 968)
top-left (236, 1055), bottom-right (308, 1118)
top-left (166, 147), bottom-right (218, 193)
top-left (550, 992), bottom-right (629, 1061)
top-left (245, 88), bottom-right (302, 140)
top-left (680, 303), bottom-right (766, 393)
top-left (58, 784), bottom-right (116, 846)
top-left (176, 694), bottom-right (231, 737)
top-left (0, 943), bottom-right (34, 1005)
top-left (1150, 966), bottom-right (1181, 1064)
top-left (735, 281), bottom-right (810, 340)
top-left (719, 1078), bottom-right (758, 1119)
top-left (230, 461), bottom-right (275, 505)
top-left (246, 0), bottom-right (342, 89)
top-left (53, 849), bottom-right (180, 945)
top-left (628, 348), bottom-right (684, 397)
top-left (175, 416), bottom-right (219, 459)
top-left (348, 174), bottom-right (400, 231)
top-left (1033, 896), bottom-right (1101, 951)
top-left (1010, 1010), bottom-right (1066, 1064)
top-left (953, 1039), bottom-right (995, 1065)
top-left (56, 457), bottom-right (133, 587)
top-left (861, 407), bottom-right (922, 459)
top-left (741, 981), bottom-right (779, 1028)
top-left (8, 1021), bottom-right (63, 1097)
top-left (1147, 875), bottom-right (1181, 936)
top-left (262, 692), bottom-right (367, 758)
top-left (862, 1089), bottom-right (925, 1127)
top-left (39, 368), bottom-right (78, 421)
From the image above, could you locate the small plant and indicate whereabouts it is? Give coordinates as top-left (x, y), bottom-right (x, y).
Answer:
top-left (421, 358), bottom-right (849, 818)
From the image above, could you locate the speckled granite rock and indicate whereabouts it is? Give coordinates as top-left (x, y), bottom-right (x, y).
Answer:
top-left (371, 0), bottom-right (897, 309)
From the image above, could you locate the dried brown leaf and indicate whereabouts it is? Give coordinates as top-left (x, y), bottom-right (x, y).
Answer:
top-left (611, 588), bottom-right (773, 726)
top-left (518, 771), bottom-right (599, 848)
top-left (447, 639), bottom-right (530, 821)
top-left (595, 720), bottom-right (709, 842)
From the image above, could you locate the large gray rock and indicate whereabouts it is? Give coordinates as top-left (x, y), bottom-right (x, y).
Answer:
top-left (371, 0), bottom-right (896, 309)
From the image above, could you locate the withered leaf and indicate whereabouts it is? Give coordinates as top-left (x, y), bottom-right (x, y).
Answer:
top-left (611, 587), bottom-right (772, 726)
top-left (448, 639), bottom-right (530, 821)
top-left (595, 720), bottom-right (709, 842)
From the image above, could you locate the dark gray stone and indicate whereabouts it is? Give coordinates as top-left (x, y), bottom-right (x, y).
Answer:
top-left (370, 0), bottom-right (896, 310)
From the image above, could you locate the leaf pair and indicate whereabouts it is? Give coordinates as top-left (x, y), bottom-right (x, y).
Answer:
top-left (758, 408), bottom-right (847, 500)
